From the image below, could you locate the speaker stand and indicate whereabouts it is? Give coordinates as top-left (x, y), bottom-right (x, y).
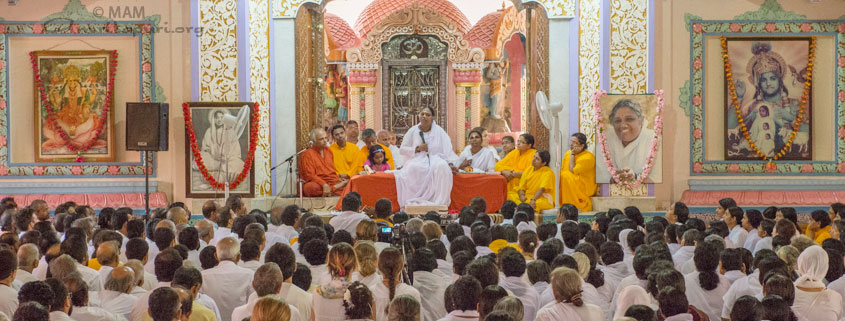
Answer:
top-left (144, 151), bottom-right (154, 216)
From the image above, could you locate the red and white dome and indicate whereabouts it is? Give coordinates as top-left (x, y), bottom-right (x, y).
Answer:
top-left (353, 0), bottom-right (472, 38)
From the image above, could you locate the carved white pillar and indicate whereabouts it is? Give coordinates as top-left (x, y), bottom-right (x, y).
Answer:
top-left (470, 86), bottom-right (481, 128)
top-left (364, 87), bottom-right (376, 129)
top-left (455, 86), bottom-right (467, 151)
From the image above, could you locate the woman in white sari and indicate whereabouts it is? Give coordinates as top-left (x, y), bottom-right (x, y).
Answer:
top-left (683, 241), bottom-right (731, 321)
top-left (792, 245), bottom-right (843, 321)
top-left (454, 128), bottom-right (498, 173)
top-left (395, 107), bottom-right (458, 207)
top-left (536, 267), bottom-right (604, 321)
top-left (596, 99), bottom-right (662, 183)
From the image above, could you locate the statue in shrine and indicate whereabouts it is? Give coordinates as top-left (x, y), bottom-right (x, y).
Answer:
top-left (484, 61), bottom-right (507, 119)
top-left (336, 74), bottom-right (349, 122)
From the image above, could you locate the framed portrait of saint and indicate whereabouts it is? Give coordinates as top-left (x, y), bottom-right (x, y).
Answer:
top-left (595, 94), bottom-right (663, 184)
top-left (184, 102), bottom-right (255, 198)
top-left (32, 50), bottom-right (116, 162)
top-left (723, 37), bottom-right (812, 160)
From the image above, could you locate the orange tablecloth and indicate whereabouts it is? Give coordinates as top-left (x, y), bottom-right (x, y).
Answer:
top-left (335, 172), bottom-right (508, 213)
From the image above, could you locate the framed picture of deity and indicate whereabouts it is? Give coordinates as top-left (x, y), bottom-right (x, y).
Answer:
top-left (184, 102), bottom-right (256, 198)
top-left (32, 50), bottom-right (117, 162)
top-left (723, 37), bottom-right (812, 161)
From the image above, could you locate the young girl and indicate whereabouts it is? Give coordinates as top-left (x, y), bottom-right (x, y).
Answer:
top-left (344, 281), bottom-right (376, 321)
top-left (364, 145), bottom-right (390, 173)
top-left (313, 242), bottom-right (358, 321)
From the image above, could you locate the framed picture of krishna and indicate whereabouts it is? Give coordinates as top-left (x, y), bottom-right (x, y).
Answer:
top-left (723, 37), bottom-right (812, 161)
top-left (31, 50), bottom-right (117, 162)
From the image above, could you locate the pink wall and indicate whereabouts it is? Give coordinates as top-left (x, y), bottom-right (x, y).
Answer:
top-left (504, 33), bottom-right (525, 132)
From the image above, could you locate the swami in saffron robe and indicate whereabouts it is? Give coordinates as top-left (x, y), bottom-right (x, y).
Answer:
top-left (356, 143), bottom-right (395, 172)
top-left (559, 149), bottom-right (597, 211)
top-left (495, 148), bottom-right (537, 194)
top-left (329, 142), bottom-right (360, 177)
top-left (299, 146), bottom-right (342, 196)
top-left (508, 165), bottom-right (555, 213)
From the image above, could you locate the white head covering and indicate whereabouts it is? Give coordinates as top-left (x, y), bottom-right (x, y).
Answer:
top-left (613, 285), bottom-right (651, 320)
top-left (796, 245), bottom-right (829, 289)
top-left (619, 229), bottom-right (635, 254)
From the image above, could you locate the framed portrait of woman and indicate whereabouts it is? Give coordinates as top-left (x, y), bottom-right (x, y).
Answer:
top-left (32, 50), bottom-right (116, 162)
top-left (595, 94), bottom-right (663, 184)
top-left (184, 102), bottom-right (255, 198)
top-left (723, 37), bottom-right (812, 160)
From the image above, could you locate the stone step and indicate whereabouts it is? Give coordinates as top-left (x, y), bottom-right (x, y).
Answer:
top-left (590, 196), bottom-right (657, 212)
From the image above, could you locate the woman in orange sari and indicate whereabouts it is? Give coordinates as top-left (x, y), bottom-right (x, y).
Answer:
top-left (496, 133), bottom-right (537, 194)
top-left (509, 150), bottom-right (555, 213)
top-left (559, 133), bottom-right (597, 211)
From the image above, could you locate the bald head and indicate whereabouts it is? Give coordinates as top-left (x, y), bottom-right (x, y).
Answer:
top-left (194, 220), bottom-right (214, 243)
top-left (17, 243), bottom-right (39, 271)
top-left (201, 200), bottom-right (219, 221)
top-left (105, 266), bottom-right (135, 293)
top-left (156, 220), bottom-right (176, 233)
top-left (96, 242), bottom-right (119, 267)
top-left (377, 130), bottom-right (391, 146)
top-left (216, 237), bottom-right (240, 262)
top-left (166, 207), bottom-right (188, 225)
top-left (311, 128), bottom-right (328, 149)
top-left (124, 260), bottom-right (146, 287)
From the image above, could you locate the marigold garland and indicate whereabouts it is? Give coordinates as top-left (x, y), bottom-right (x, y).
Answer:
top-left (183, 102), bottom-right (259, 190)
top-left (29, 50), bottom-right (118, 156)
top-left (721, 36), bottom-right (815, 161)
top-left (593, 89), bottom-right (665, 188)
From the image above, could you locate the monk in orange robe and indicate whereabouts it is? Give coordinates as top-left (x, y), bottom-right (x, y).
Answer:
top-left (300, 128), bottom-right (348, 196)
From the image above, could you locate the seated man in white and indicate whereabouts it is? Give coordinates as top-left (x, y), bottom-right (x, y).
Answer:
top-left (261, 243), bottom-right (312, 321)
top-left (130, 248), bottom-right (184, 321)
top-left (272, 205), bottom-right (301, 245)
top-left (97, 266), bottom-right (139, 319)
top-left (231, 263), bottom-right (301, 321)
top-left (200, 237), bottom-right (254, 321)
top-left (172, 266), bottom-right (223, 321)
top-left (410, 248), bottom-right (449, 321)
top-left (0, 248), bottom-right (18, 318)
top-left (14, 244), bottom-right (38, 285)
top-left (62, 274), bottom-right (128, 321)
top-left (329, 194), bottom-right (369, 235)
top-left (395, 106), bottom-right (459, 208)
top-left (437, 276), bottom-right (481, 321)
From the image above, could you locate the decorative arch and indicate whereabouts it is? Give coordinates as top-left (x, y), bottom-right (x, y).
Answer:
top-left (346, 3), bottom-right (485, 63)
top-left (273, 0), bottom-right (572, 20)
top-left (492, 6), bottom-right (527, 61)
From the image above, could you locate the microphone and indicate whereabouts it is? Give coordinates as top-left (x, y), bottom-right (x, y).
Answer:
top-left (419, 130), bottom-right (429, 161)
top-left (419, 130), bottom-right (426, 145)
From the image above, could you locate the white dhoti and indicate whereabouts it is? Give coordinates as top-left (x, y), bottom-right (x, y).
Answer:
top-left (394, 122), bottom-right (458, 208)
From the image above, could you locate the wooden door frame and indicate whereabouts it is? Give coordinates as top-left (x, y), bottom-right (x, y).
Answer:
top-left (380, 59), bottom-right (449, 137)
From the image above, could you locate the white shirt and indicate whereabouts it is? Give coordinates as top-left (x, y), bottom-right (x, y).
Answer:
top-left (141, 271), bottom-right (157, 291)
top-left (389, 144), bottom-right (403, 168)
top-left (130, 281), bottom-right (170, 321)
top-left (828, 276), bottom-right (845, 320)
top-left (309, 264), bottom-right (329, 286)
top-left (49, 310), bottom-right (76, 321)
top-left (753, 236), bottom-right (773, 255)
top-left (196, 293), bottom-right (223, 321)
top-left (231, 294), bottom-right (301, 321)
top-left (238, 260), bottom-right (262, 272)
top-left (412, 271), bottom-right (448, 321)
top-left (98, 265), bottom-right (114, 284)
top-left (728, 225), bottom-right (748, 249)
top-left (672, 246), bottom-right (695, 269)
top-left (456, 145), bottom-right (498, 173)
top-left (354, 272), bottom-right (383, 290)
top-left (436, 259), bottom-right (452, 277)
top-left (684, 271), bottom-right (731, 321)
top-left (536, 301), bottom-right (604, 321)
top-left (0, 284), bottom-right (18, 319)
top-left (187, 250), bottom-right (201, 269)
top-left (475, 246), bottom-right (493, 258)
top-left (721, 270), bottom-right (761, 319)
top-left (793, 287), bottom-right (843, 321)
top-left (723, 270), bottom-right (746, 284)
top-left (211, 227), bottom-right (234, 246)
top-left (499, 276), bottom-right (540, 321)
top-left (200, 260), bottom-right (254, 321)
top-left (78, 263), bottom-right (103, 291)
top-left (97, 289), bottom-right (138, 319)
top-left (32, 256), bottom-right (49, 280)
top-left (274, 224), bottom-right (299, 245)
top-left (436, 310), bottom-right (479, 321)
top-left (329, 211), bottom-right (369, 235)
top-left (71, 306), bottom-right (128, 321)
top-left (14, 269), bottom-right (37, 285)
top-left (598, 262), bottom-right (629, 298)
top-left (373, 281), bottom-right (420, 321)
top-left (743, 231), bottom-right (761, 252)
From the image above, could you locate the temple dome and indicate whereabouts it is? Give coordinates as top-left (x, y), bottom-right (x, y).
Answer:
top-left (353, 0), bottom-right (472, 38)
top-left (466, 10), bottom-right (503, 49)
top-left (325, 13), bottom-right (360, 50)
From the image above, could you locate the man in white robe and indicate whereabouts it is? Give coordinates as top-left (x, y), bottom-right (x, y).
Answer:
top-left (231, 263), bottom-right (301, 321)
top-left (97, 266), bottom-right (138, 319)
top-left (329, 194), bottom-right (369, 235)
top-left (498, 251), bottom-right (539, 321)
top-left (412, 268), bottom-right (449, 321)
top-left (200, 237), bottom-right (254, 321)
top-left (395, 107), bottom-right (458, 207)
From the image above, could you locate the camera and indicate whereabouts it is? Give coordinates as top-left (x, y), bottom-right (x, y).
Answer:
top-left (390, 223), bottom-right (409, 248)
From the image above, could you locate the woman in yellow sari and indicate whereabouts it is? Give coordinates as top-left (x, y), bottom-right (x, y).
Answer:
top-left (559, 133), bottom-right (597, 211)
top-left (496, 133), bottom-right (537, 194)
top-left (509, 150), bottom-right (555, 213)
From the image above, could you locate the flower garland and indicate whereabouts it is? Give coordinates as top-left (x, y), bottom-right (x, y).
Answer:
top-left (721, 36), bottom-right (815, 161)
top-left (29, 50), bottom-right (118, 156)
top-left (593, 89), bottom-right (665, 188)
top-left (183, 102), bottom-right (259, 190)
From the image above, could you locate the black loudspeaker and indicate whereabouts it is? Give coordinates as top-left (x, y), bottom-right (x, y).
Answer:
top-left (126, 102), bottom-right (169, 151)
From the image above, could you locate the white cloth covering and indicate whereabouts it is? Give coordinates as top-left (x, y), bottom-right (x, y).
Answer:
top-left (723, 270), bottom-right (746, 284)
top-left (728, 225), bottom-right (748, 249)
top-left (309, 264), bottom-right (329, 286)
top-left (436, 310), bottom-right (479, 321)
top-left (436, 259), bottom-right (452, 277)
top-left (14, 269), bottom-right (37, 285)
top-left (329, 211), bottom-right (369, 235)
top-left (499, 276), bottom-right (540, 321)
top-left (613, 285), bottom-right (652, 321)
top-left (663, 313), bottom-right (694, 321)
top-left (720, 270), bottom-right (761, 319)
top-left (536, 301), bottom-right (604, 321)
top-left (672, 246), bottom-right (695, 270)
top-left (475, 246), bottom-right (493, 258)
top-left (0, 284), bottom-right (17, 319)
top-left (49, 311), bottom-right (76, 321)
top-left (200, 260), bottom-right (255, 321)
top-left (274, 224), bottom-right (299, 245)
top-left (389, 144), bottom-right (403, 168)
top-left (231, 294), bottom-right (301, 321)
top-left (78, 263), bottom-right (103, 291)
top-left (668, 243), bottom-right (681, 255)
top-left (32, 256), bottom-right (48, 280)
top-left (596, 126), bottom-right (661, 183)
top-left (238, 260), bottom-right (262, 272)
top-left (354, 272), bottom-right (383, 290)
top-left (456, 145), bottom-right (497, 173)
top-left (130, 281), bottom-right (169, 321)
top-left (827, 276), bottom-right (845, 321)
top-left (683, 271), bottom-right (731, 321)
top-left (532, 282), bottom-right (550, 300)
top-left (753, 236), bottom-right (772, 255)
top-left (792, 246), bottom-right (843, 320)
top-left (71, 306), bottom-right (128, 321)
top-left (373, 281), bottom-right (421, 321)
top-left (743, 230), bottom-right (761, 252)
top-left (394, 122), bottom-right (458, 207)
top-left (141, 271), bottom-right (157, 291)
top-left (412, 271), bottom-right (448, 321)
top-left (97, 289), bottom-right (138, 319)
top-left (245, 282), bottom-right (312, 321)
top-left (598, 262), bottom-right (629, 298)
